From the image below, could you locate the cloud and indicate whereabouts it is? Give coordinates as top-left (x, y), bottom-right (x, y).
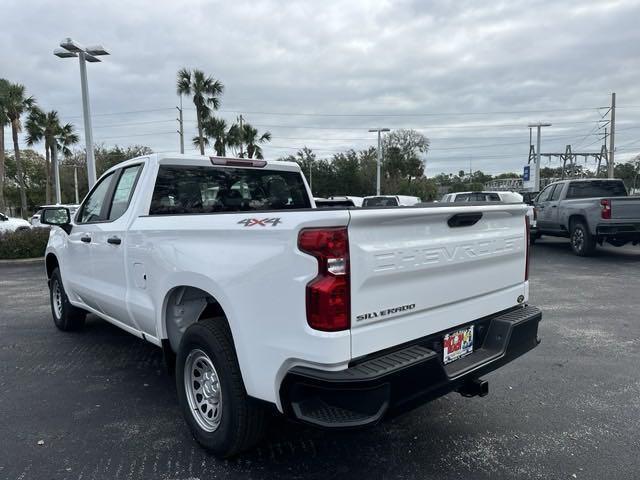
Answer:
top-left (2, 0), bottom-right (639, 176)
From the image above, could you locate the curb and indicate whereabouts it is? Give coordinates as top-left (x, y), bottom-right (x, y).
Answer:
top-left (0, 257), bottom-right (44, 265)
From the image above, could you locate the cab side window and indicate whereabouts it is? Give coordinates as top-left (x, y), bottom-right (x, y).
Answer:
top-left (536, 185), bottom-right (555, 203)
top-left (109, 165), bottom-right (142, 220)
top-left (78, 172), bottom-right (116, 223)
top-left (550, 183), bottom-right (563, 201)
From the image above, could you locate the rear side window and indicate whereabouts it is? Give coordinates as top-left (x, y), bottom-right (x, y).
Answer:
top-left (150, 165), bottom-right (311, 215)
top-left (363, 196), bottom-right (399, 207)
top-left (566, 181), bottom-right (627, 199)
top-left (453, 194), bottom-right (470, 202)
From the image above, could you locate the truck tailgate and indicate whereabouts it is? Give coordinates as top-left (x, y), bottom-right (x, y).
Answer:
top-left (611, 197), bottom-right (640, 219)
top-left (348, 204), bottom-right (528, 359)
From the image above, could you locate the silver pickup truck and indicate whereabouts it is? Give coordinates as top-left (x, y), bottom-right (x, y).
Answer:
top-left (533, 179), bottom-right (640, 256)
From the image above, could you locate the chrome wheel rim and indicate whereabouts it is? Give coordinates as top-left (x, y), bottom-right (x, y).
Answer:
top-left (572, 228), bottom-right (584, 252)
top-left (184, 349), bottom-right (222, 432)
top-left (52, 279), bottom-right (63, 320)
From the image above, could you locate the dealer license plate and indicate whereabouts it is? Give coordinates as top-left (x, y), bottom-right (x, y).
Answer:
top-left (443, 325), bottom-right (474, 364)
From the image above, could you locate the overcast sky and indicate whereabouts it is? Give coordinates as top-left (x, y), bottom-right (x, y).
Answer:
top-left (2, 0), bottom-right (640, 176)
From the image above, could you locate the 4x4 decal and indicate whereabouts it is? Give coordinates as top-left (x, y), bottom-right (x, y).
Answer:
top-left (237, 217), bottom-right (282, 227)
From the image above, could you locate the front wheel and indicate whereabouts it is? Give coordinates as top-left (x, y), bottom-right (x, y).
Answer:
top-left (176, 318), bottom-right (266, 458)
top-left (570, 222), bottom-right (596, 256)
top-left (49, 268), bottom-right (86, 331)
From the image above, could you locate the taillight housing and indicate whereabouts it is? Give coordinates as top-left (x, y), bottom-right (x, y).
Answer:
top-left (525, 215), bottom-right (530, 281)
top-left (298, 227), bottom-right (350, 331)
top-left (600, 199), bottom-right (611, 219)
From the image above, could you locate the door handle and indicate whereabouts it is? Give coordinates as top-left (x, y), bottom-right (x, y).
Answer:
top-left (80, 235), bottom-right (91, 243)
top-left (551, 205), bottom-right (557, 208)
top-left (107, 236), bottom-right (122, 245)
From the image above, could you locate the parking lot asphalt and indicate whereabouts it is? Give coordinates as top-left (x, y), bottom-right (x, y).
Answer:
top-left (1, 238), bottom-right (640, 480)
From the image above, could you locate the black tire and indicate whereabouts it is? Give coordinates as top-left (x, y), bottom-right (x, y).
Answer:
top-left (176, 317), bottom-right (266, 458)
top-left (570, 221), bottom-right (596, 257)
top-left (530, 233), bottom-right (538, 244)
top-left (49, 267), bottom-right (86, 331)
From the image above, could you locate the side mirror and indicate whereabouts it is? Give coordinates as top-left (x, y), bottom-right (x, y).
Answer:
top-left (41, 207), bottom-right (72, 234)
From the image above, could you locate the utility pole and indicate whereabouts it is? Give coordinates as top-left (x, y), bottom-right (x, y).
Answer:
top-left (177, 96), bottom-right (184, 154)
top-left (238, 115), bottom-right (244, 158)
top-left (73, 166), bottom-right (80, 204)
top-left (608, 92), bottom-right (616, 178)
top-left (369, 128), bottom-right (390, 195)
top-left (528, 123), bottom-right (552, 192)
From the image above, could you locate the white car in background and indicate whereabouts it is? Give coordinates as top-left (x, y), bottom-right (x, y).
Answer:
top-left (0, 212), bottom-right (32, 233)
top-left (32, 204), bottom-right (80, 227)
top-left (362, 195), bottom-right (421, 207)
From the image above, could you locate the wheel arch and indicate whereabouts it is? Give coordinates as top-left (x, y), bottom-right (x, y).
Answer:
top-left (161, 285), bottom-right (230, 353)
top-left (567, 213), bottom-right (588, 231)
top-left (45, 253), bottom-right (59, 279)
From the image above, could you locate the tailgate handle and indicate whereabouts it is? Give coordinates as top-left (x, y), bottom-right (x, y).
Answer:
top-left (448, 212), bottom-right (482, 228)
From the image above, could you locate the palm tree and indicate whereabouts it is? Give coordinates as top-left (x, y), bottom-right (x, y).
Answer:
top-left (26, 108), bottom-right (54, 203)
top-left (233, 123), bottom-right (271, 159)
top-left (51, 122), bottom-right (79, 202)
top-left (4, 82), bottom-right (35, 217)
top-left (202, 116), bottom-right (228, 156)
top-left (0, 78), bottom-right (11, 213)
top-left (176, 68), bottom-right (224, 156)
top-left (54, 122), bottom-right (79, 157)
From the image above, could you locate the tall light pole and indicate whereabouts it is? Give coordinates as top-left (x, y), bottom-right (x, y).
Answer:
top-left (528, 123), bottom-right (552, 192)
top-left (369, 128), bottom-right (390, 195)
top-left (54, 38), bottom-right (109, 189)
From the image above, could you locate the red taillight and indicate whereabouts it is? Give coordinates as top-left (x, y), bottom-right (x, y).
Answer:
top-left (525, 215), bottom-right (530, 281)
top-left (600, 199), bottom-right (611, 219)
top-left (298, 227), bottom-right (350, 331)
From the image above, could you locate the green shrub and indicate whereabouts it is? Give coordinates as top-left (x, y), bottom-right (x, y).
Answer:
top-left (0, 228), bottom-right (50, 259)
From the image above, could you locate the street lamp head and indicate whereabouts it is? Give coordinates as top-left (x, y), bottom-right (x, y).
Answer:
top-left (54, 48), bottom-right (78, 58)
top-left (85, 45), bottom-right (109, 56)
top-left (368, 128), bottom-right (391, 133)
top-left (84, 54), bottom-right (101, 63)
top-left (60, 37), bottom-right (85, 53)
top-left (527, 123), bottom-right (552, 128)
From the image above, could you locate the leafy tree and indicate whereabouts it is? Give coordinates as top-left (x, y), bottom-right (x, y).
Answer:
top-left (4, 82), bottom-right (35, 217)
top-left (176, 68), bottom-right (224, 155)
top-left (382, 129), bottom-right (430, 182)
top-left (614, 156), bottom-right (640, 191)
top-left (0, 78), bottom-right (11, 213)
top-left (3, 149), bottom-right (47, 211)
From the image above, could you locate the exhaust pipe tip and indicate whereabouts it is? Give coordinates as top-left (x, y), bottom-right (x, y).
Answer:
top-left (458, 378), bottom-right (489, 398)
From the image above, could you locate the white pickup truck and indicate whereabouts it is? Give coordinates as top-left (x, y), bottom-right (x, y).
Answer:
top-left (41, 154), bottom-right (542, 457)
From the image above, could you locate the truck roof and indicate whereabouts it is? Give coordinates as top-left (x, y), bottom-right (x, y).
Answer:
top-left (103, 153), bottom-right (302, 177)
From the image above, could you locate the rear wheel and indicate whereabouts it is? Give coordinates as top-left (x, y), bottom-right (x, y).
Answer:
top-left (570, 221), bottom-right (596, 256)
top-left (176, 317), bottom-right (266, 458)
top-left (49, 268), bottom-right (86, 331)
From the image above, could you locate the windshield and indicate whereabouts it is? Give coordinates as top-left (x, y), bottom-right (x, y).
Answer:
top-left (566, 181), bottom-right (627, 199)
